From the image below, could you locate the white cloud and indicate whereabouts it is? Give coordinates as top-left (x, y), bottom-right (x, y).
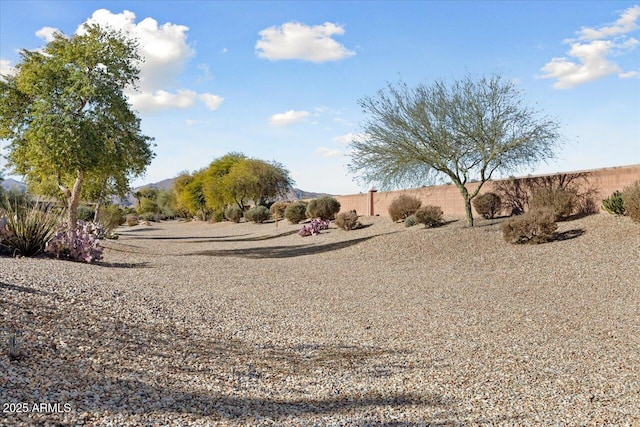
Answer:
top-left (35, 26), bottom-right (60, 43)
top-left (333, 132), bottom-right (369, 145)
top-left (316, 147), bottom-right (344, 158)
top-left (256, 21), bottom-right (355, 62)
top-left (69, 9), bottom-right (223, 113)
top-left (619, 70), bottom-right (639, 79)
top-left (0, 59), bottom-right (14, 77)
top-left (574, 5), bottom-right (640, 41)
top-left (199, 93), bottom-right (224, 110)
top-left (128, 89), bottom-right (198, 111)
top-left (269, 110), bottom-right (310, 126)
top-left (540, 6), bottom-right (640, 89)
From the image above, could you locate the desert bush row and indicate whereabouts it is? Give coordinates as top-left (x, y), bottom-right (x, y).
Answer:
top-left (602, 180), bottom-right (640, 223)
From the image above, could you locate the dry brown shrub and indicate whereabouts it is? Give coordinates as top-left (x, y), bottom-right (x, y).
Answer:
top-left (473, 193), bottom-right (502, 219)
top-left (623, 180), bottom-right (640, 223)
top-left (530, 187), bottom-right (577, 220)
top-left (388, 195), bottom-right (422, 222)
top-left (335, 210), bottom-right (360, 230)
top-left (501, 209), bottom-right (557, 244)
top-left (414, 205), bottom-right (443, 228)
top-left (270, 202), bottom-right (290, 218)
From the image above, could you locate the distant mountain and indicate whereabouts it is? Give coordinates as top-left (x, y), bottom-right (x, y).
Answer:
top-left (1, 178), bottom-right (27, 192)
top-left (133, 177), bottom-right (175, 192)
top-left (0, 176), bottom-right (328, 205)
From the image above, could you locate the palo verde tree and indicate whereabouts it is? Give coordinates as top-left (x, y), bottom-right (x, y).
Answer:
top-left (0, 24), bottom-right (154, 233)
top-left (349, 74), bottom-right (561, 226)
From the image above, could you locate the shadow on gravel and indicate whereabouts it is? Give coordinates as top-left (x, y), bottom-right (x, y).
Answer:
top-left (117, 234), bottom-right (248, 240)
top-left (0, 290), bottom-right (525, 426)
top-left (96, 261), bottom-right (153, 269)
top-left (553, 228), bottom-right (586, 242)
top-left (201, 229), bottom-right (300, 243)
top-left (185, 236), bottom-right (376, 259)
top-left (0, 281), bottom-right (50, 295)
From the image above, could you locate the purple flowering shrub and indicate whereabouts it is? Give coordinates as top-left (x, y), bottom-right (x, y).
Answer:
top-left (298, 218), bottom-right (330, 237)
top-left (45, 221), bottom-right (104, 263)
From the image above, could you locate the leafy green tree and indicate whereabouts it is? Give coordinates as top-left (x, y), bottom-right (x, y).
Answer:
top-left (222, 158), bottom-right (293, 209)
top-left (173, 170), bottom-right (210, 220)
top-left (349, 74), bottom-right (561, 226)
top-left (202, 152), bottom-right (246, 211)
top-left (0, 24), bottom-right (154, 233)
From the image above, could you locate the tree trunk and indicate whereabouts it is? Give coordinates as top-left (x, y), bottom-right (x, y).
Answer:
top-left (67, 170), bottom-right (84, 239)
top-left (455, 183), bottom-right (474, 227)
top-left (93, 179), bottom-right (107, 222)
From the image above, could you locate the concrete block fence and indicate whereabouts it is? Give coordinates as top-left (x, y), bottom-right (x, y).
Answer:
top-left (334, 164), bottom-right (640, 218)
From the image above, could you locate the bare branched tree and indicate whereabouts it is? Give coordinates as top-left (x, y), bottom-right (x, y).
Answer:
top-left (349, 74), bottom-right (562, 226)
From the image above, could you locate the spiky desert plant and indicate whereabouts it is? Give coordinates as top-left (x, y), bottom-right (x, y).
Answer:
top-left (0, 203), bottom-right (63, 256)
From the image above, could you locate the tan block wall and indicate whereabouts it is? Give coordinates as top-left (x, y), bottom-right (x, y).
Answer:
top-left (335, 164), bottom-right (640, 218)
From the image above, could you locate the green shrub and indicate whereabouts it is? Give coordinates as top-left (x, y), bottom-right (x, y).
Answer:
top-left (77, 205), bottom-right (95, 222)
top-left (501, 209), bottom-right (557, 244)
top-left (224, 206), bottom-right (243, 223)
top-left (404, 215), bottom-right (417, 227)
top-left (335, 210), bottom-right (360, 230)
top-left (415, 205), bottom-right (444, 228)
top-left (306, 196), bottom-right (341, 220)
top-left (126, 213), bottom-right (139, 226)
top-left (245, 206), bottom-right (271, 223)
top-left (530, 187), bottom-right (577, 220)
top-left (623, 180), bottom-right (640, 223)
top-left (98, 205), bottom-right (125, 231)
top-left (270, 201), bottom-right (290, 219)
top-left (284, 201), bottom-right (308, 224)
top-left (209, 209), bottom-right (225, 223)
top-left (139, 212), bottom-right (157, 222)
top-left (602, 191), bottom-right (625, 216)
top-left (473, 193), bottom-right (502, 219)
top-left (0, 204), bottom-right (63, 256)
top-left (388, 195), bottom-right (422, 222)
top-left (137, 197), bottom-right (158, 215)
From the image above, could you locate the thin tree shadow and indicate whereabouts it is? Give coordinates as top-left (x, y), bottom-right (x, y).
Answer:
top-left (96, 261), bottom-right (153, 269)
top-left (0, 281), bottom-right (50, 295)
top-left (119, 234), bottom-right (249, 241)
top-left (186, 236), bottom-right (376, 259)
top-left (553, 228), bottom-right (586, 242)
top-left (201, 230), bottom-right (299, 243)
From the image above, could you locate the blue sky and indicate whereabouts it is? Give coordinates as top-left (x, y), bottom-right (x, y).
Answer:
top-left (1, 1), bottom-right (639, 195)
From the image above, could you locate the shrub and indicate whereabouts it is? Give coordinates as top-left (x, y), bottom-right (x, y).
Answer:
top-left (623, 180), bottom-right (640, 223)
top-left (77, 205), bottom-right (95, 222)
top-left (209, 209), bottom-right (225, 223)
top-left (224, 206), bottom-right (243, 223)
top-left (335, 210), bottom-right (360, 231)
top-left (415, 205), bottom-right (444, 228)
top-left (137, 198), bottom-right (158, 215)
top-left (530, 187), bottom-right (577, 220)
top-left (98, 205), bottom-right (125, 231)
top-left (298, 218), bottom-right (330, 236)
top-left (0, 204), bottom-right (63, 257)
top-left (245, 206), bottom-right (271, 223)
top-left (388, 195), bottom-right (422, 222)
top-left (126, 213), bottom-right (139, 226)
top-left (45, 221), bottom-right (103, 263)
top-left (139, 212), bottom-right (157, 222)
top-left (284, 201), bottom-right (308, 224)
top-left (473, 193), bottom-right (502, 219)
top-left (306, 196), bottom-right (341, 220)
top-left (501, 209), bottom-right (557, 244)
top-left (404, 215), bottom-right (417, 227)
top-left (602, 191), bottom-right (625, 216)
top-left (270, 201), bottom-right (291, 219)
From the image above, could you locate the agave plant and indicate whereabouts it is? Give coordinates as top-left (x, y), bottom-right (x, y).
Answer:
top-left (0, 202), bottom-right (64, 257)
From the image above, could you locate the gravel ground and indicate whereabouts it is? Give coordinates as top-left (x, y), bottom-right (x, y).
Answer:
top-left (1, 213), bottom-right (639, 426)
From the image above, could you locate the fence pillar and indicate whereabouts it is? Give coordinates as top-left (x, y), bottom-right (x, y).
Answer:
top-left (368, 188), bottom-right (378, 216)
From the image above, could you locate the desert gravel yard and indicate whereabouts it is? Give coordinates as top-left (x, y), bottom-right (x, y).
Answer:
top-left (1, 213), bottom-right (639, 426)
